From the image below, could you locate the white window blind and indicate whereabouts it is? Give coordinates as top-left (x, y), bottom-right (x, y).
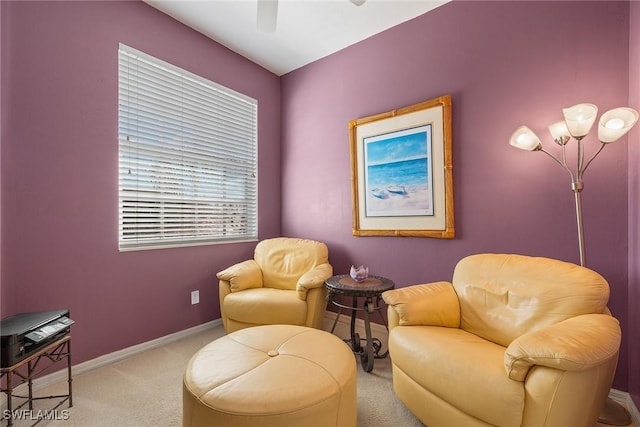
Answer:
top-left (118, 44), bottom-right (258, 251)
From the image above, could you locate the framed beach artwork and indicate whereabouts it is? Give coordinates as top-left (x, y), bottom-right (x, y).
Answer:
top-left (349, 95), bottom-right (454, 238)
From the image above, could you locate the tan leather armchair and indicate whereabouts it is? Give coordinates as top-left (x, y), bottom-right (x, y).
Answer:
top-left (382, 253), bottom-right (621, 427)
top-left (217, 237), bottom-right (333, 333)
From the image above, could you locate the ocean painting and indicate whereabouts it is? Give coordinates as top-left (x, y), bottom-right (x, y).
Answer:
top-left (364, 124), bottom-right (434, 217)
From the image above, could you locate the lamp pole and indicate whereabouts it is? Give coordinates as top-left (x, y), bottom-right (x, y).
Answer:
top-left (535, 135), bottom-right (590, 267)
top-left (572, 181), bottom-right (586, 267)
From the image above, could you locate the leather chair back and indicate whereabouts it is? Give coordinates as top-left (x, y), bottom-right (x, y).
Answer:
top-left (255, 237), bottom-right (329, 290)
top-left (452, 253), bottom-right (610, 347)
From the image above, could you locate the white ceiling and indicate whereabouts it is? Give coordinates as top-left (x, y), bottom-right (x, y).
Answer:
top-left (144, 0), bottom-right (449, 76)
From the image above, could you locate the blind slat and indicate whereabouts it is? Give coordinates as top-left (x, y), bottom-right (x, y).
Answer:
top-left (118, 43), bottom-right (258, 251)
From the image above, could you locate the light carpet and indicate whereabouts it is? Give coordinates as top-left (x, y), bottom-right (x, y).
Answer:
top-left (7, 323), bottom-right (634, 427)
top-left (9, 324), bottom-right (421, 427)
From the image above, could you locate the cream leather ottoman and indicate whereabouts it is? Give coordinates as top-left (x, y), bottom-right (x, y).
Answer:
top-left (183, 324), bottom-right (357, 427)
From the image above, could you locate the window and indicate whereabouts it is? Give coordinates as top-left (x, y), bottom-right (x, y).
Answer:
top-left (118, 44), bottom-right (258, 251)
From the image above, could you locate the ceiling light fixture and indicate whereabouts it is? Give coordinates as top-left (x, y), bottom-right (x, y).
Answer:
top-left (257, 0), bottom-right (278, 33)
top-left (256, 0), bottom-right (367, 33)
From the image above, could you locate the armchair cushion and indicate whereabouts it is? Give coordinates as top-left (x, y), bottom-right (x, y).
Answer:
top-left (390, 326), bottom-right (524, 427)
top-left (223, 288), bottom-right (307, 326)
top-left (504, 314), bottom-right (621, 381)
top-left (216, 260), bottom-right (263, 292)
top-left (382, 282), bottom-right (460, 328)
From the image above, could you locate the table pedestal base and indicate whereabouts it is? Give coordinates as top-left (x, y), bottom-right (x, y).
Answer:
top-left (325, 274), bottom-right (395, 372)
top-left (328, 294), bottom-right (389, 372)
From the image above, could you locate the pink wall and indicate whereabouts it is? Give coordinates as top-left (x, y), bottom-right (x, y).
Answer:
top-left (281, 1), bottom-right (632, 389)
top-left (1, 0), bottom-right (636, 398)
top-left (628, 0), bottom-right (640, 409)
top-left (0, 1), bottom-right (281, 364)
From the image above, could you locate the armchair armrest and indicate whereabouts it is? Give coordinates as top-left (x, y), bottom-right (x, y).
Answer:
top-left (504, 314), bottom-right (621, 381)
top-left (296, 263), bottom-right (333, 300)
top-left (382, 282), bottom-right (460, 328)
top-left (216, 260), bottom-right (263, 292)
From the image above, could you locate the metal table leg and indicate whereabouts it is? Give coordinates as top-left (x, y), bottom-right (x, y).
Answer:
top-left (361, 298), bottom-right (374, 372)
top-left (6, 372), bottom-right (13, 427)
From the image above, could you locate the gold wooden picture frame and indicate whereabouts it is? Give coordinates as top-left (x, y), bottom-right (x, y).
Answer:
top-left (349, 94), bottom-right (454, 238)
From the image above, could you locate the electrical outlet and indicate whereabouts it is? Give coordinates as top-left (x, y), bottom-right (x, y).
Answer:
top-left (191, 290), bottom-right (200, 305)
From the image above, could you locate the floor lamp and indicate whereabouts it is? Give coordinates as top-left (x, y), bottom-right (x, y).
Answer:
top-left (509, 103), bottom-right (639, 426)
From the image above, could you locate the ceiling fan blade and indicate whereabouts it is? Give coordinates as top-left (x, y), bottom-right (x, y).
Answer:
top-left (257, 0), bottom-right (278, 33)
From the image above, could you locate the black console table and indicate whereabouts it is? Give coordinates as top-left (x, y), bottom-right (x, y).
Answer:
top-left (0, 335), bottom-right (72, 427)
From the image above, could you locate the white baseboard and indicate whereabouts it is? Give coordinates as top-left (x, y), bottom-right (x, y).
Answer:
top-left (1, 319), bottom-right (222, 401)
top-left (608, 388), bottom-right (640, 425)
top-left (70, 319), bottom-right (222, 377)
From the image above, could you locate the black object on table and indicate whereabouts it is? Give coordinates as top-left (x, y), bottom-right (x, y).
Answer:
top-left (325, 274), bottom-right (394, 372)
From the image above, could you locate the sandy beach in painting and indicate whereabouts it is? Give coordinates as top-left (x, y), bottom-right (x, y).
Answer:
top-left (365, 184), bottom-right (432, 217)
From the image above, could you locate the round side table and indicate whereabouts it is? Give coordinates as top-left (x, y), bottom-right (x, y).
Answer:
top-left (325, 274), bottom-right (394, 372)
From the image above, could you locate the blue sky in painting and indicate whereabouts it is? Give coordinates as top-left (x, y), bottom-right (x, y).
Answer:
top-left (365, 125), bottom-right (429, 166)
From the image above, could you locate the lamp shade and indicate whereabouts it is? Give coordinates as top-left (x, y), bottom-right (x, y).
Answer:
top-left (562, 103), bottom-right (598, 138)
top-left (548, 121), bottom-right (571, 145)
top-left (597, 107), bottom-right (639, 143)
top-left (509, 126), bottom-right (541, 151)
